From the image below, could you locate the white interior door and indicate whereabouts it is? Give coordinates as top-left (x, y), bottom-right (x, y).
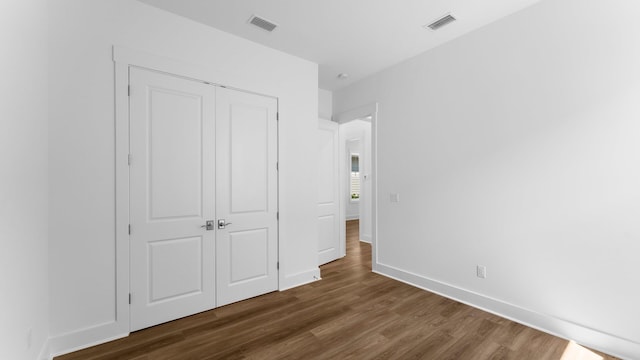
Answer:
top-left (129, 67), bottom-right (216, 331)
top-left (215, 87), bottom-right (279, 307)
top-left (318, 119), bottom-right (340, 265)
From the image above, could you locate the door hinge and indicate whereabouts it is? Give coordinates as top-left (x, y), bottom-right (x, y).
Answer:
top-left (127, 154), bottom-right (131, 166)
top-left (128, 224), bottom-right (131, 235)
top-left (276, 162), bottom-right (278, 171)
top-left (128, 85), bottom-right (130, 96)
top-left (128, 293), bottom-right (131, 304)
top-left (276, 112), bottom-right (279, 121)
top-left (277, 262), bottom-right (279, 270)
top-left (276, 212), bottom-right (279, 220)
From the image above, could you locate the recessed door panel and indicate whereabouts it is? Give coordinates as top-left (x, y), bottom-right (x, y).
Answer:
top-left (229, 229), bottom-right (269, 284)
top-left (148, 88), bottom-right (203, 220)
top-left (318, 215), bottom-right (337, 256)
top-left (318, 130), bottom-right (336, 205)
top-left (230, 105), bottom-right (268, 213)
top-left (149, 236), bottom-right (202, 302)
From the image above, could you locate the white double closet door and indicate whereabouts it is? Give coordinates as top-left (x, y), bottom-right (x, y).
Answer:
top-left (129, 67), bottom-right (278, 331)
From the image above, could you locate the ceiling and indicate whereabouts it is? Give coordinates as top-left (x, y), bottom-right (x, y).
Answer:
top-left (138, 0), bottom-right (541, 91)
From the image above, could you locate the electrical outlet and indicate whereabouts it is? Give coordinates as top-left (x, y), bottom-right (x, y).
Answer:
top-left (390, 193), bottom-right (400, 203)
top-left (477, 265), bottom-right (487, 279)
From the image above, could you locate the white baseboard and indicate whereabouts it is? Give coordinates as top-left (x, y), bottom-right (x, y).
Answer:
top-left (346, 215), bottom-right (359, 221)
top-left (47, 267), bottom-right (321, 359)
top-left (37, 337), bottom-right (50, 360)
top-left (359, 239), bottom-right (371, 244)
top-left (374, 262), bottom-right (640, 360)
top-left (48, 321), bottom-right (128, 359)
top-left (280, 267), bottom-right (321, 291)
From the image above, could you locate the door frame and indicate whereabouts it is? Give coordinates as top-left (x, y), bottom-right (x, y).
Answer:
top-left (113, 46), bottom-right (280, 333)
top-left (334, 103), bottom-right (378, 270)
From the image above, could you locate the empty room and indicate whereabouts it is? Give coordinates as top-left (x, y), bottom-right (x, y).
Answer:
top-left (1, 0), bottom-right (639, 359)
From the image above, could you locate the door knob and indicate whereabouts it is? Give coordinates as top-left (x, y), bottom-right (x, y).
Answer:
top-left (217, 219), bottom-right (232, 229)
top-left (201, 220), bottom-right (214, 230)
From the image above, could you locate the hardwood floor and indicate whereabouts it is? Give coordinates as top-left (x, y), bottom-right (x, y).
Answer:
top-left (57, 220), bottom-right (617, 360)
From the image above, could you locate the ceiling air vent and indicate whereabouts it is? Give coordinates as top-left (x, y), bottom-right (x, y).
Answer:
top-left (248, 15), bottom-right (278, 32)
top-left (425, 14), bottom-right (456, 31)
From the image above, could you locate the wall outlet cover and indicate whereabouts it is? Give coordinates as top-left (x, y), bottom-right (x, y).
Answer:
top-left (477, 265), bottom-right (487, 279)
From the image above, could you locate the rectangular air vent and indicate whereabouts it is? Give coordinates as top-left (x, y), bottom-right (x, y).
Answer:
top-left (425, 14), bottom-right (456, 31)
top-left (248, 15), bottom-right (278, 32)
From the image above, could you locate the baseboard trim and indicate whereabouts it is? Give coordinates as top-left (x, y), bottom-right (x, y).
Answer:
top-left (37, 337), bottom-right (50, 360)
top-left (374, 262), bottom-right (639, 360)
top-left (48, 321), bottom-right (128, 359)
top-left (280, 267), bottom-right (321, 291)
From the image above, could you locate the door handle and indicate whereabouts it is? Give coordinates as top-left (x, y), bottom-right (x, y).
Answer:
top-left (201, 220), bottom-right (214, 230)
top-left (217, 219), bottom-right (232, 229)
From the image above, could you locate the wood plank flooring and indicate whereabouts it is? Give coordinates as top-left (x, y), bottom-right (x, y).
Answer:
top-left (57, 220), bottom-right (618, 360)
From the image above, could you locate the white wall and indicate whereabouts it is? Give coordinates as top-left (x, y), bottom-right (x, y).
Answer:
top-left (49, 0), bottom-right (318, 355)
top-left (334, 0), bottom-right (640, 358)
top-left (0, 1), bottom-right (50, 359)
top-left (318, 88), bottom-right (333, 120)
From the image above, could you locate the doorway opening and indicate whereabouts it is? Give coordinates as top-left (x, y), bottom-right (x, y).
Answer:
top-left (340, 119), bottom-right (371, 245)
top-left (334, 103), bottom-right (378, 270)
